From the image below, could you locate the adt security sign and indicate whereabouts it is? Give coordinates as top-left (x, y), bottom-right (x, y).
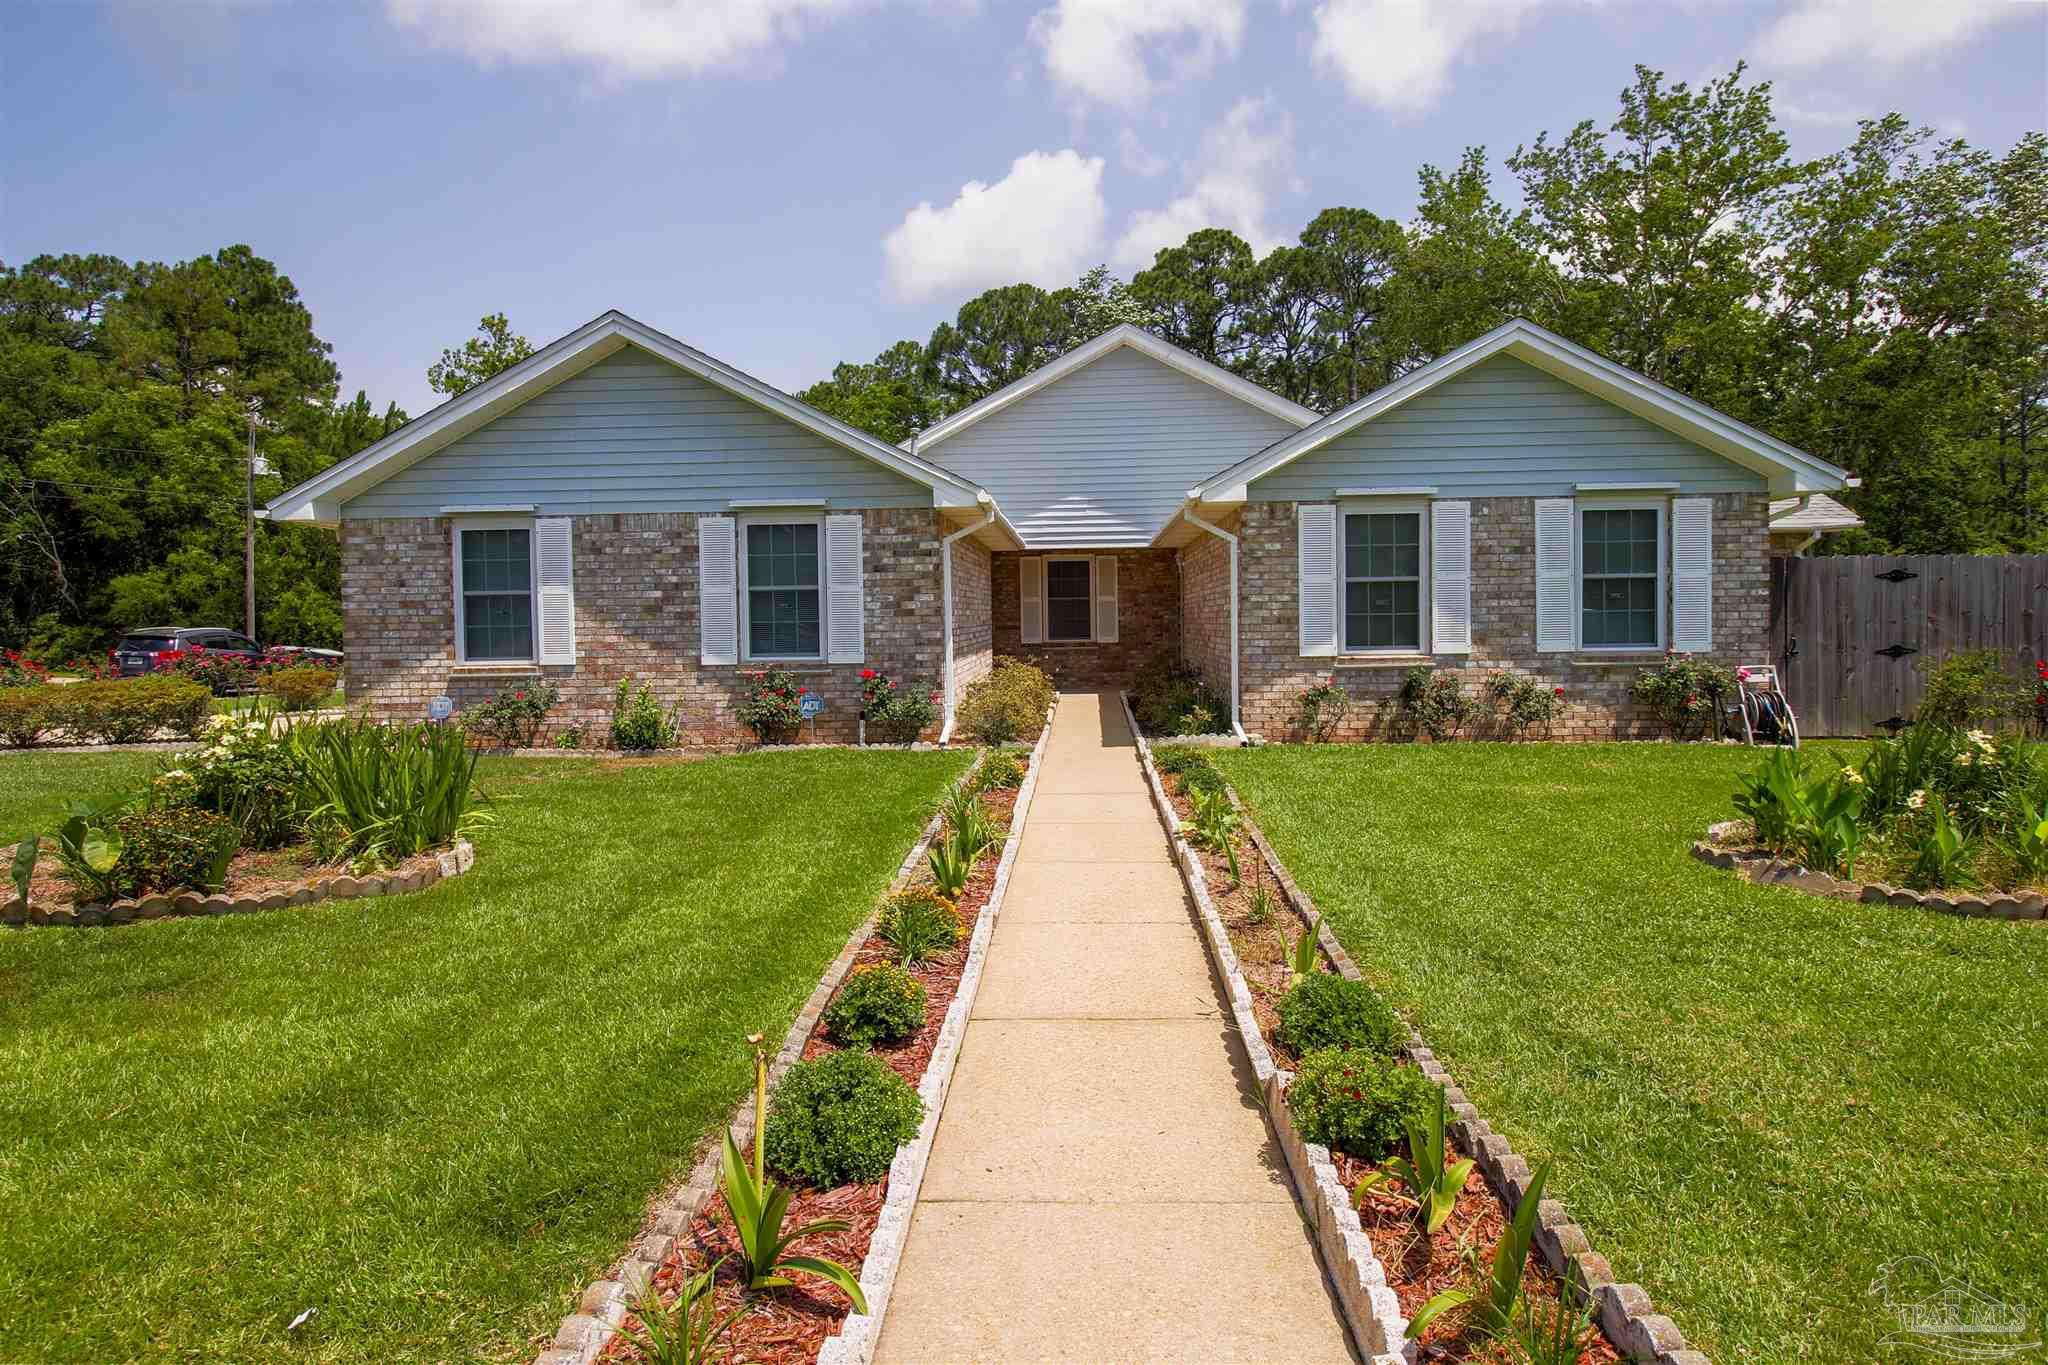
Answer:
top-left (798, 692), bottom-right (825, 721)
top-left (427, 696), bottom-right (455, 722)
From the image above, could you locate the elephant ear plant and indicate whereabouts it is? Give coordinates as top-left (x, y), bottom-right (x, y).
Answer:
top-left (717, 1034), bottom-right (867, 1312)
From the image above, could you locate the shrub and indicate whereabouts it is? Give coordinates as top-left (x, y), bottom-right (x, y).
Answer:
top-left (1287, 1048), bottom-right (1436, 1160)
top-left (1277, 973), bottom-right (1405, 1058)
top-left (108, 805), bottom-right (240, 896)
top-left (956, 658), bottom-right (1053, 745)
top-left (291, 717), bottom-right (490, 860)
top-left (48, 793), bottom-right (132, 903)
top-left (1133, 653), bottom-right (1228, 736)
top-left (860, 669), bottom-right (939, 744)
top-left (1918, 648), bottom-right (2030, 731)
top-left (1295, 676), bottom-right (1350, 742)
top-left (0, 688), bottom-right (49, 747)
top-left (1396, 667), bottom-right (1474, 742)
top-left (972, 751), bottom-right (1025, 792)
top-left (610, 677), bottom-right (675, 751)
top-left (763, 1049), bottom-right (924, 1189)
top-left (41, 677), bottom-right (211, 744)
top-left (823, 963), bottom-right (927, 1047)
top-left (876, 887), bottom-right (961, 964)
top-left (188, 714), bottom-right (308, 848)
top-left (1487, 671), bottom-right (1565, 738)
top-left (1152, 745), bottom-right (1214, 778)
top-left (736, 666), bottom-right (806, 742)
top-left (1631, 657), bottom-right (1735, 739)
top-left (1180, 762), bottom-right (1229, 798)
top-left (1, 649), bottom-right (50, 688)
top-left (461, 680), bottom-right (557, 747)
top-left (152, 646), bottom-right (255, 695)
top-left (260, 666), bottom-right (340, 714)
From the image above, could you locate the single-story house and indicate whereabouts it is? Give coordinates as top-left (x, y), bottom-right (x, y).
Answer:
top-left (265, 310), bottom-right (1853, 743)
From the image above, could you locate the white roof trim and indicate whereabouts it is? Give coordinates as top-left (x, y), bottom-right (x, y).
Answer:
top-left (266, 310), bottom-right (986, 523)
top-left (1193, 318), bottom-right (1851, 502)
top-left (909, 323), bottom-right (1318, 454)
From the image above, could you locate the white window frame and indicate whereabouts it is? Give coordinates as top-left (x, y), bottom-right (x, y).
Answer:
top-left (1338, 498), bottom-right (1432, 656)
top-left (738, 513), bottom-right (827, 663)
top-left (1043, 555), bottom-right (1096, 644)
top-left (453, 514), bottom-right (537, 664)
top-left (1575, 498), bottom-right (1666, 653)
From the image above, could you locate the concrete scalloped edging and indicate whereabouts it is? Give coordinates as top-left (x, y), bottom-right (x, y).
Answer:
top-left (534, 709), bottom-right (1055, 1365)
top-left (1118, 692), bottom-right (1408, 1365)
top-left (1190, 740), bottom-right (1713, 1365)
top-left (3, 839), bottom-right (476, 928)
top-left (816, 702), bottom-right (1056, 1365)
top-left (1693, 821), bottom-right (2048, 921)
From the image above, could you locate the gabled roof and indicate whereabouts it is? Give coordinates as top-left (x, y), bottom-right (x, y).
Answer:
top-left (908, 323), bottom-right (1318, 455)
top-left (1769, 493), bottom-right (1862, 532)
top-left (1191, 318), bottom-right (1851, 502)
top-left (266, 310), bottom-right (989, 524)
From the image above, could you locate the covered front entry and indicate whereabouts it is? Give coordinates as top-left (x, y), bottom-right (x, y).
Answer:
top-left (989, 547), bottom-right (1183, 687)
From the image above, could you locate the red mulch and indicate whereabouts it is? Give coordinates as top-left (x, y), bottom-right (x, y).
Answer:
top-left (601, 769), bottom-right (1025, 1365)
top-left (1165, 774), bottom-right (1620, 1365)
top-left (1, 835), bottom-right (420, 908)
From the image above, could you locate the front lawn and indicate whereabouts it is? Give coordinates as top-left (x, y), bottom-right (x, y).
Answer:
top-left (1217, 741), bottom-right (2048, 1363)
top-left (0, 748), bottom-right (967, 1362)
top-left (0, 749), bottom-right (166, 833)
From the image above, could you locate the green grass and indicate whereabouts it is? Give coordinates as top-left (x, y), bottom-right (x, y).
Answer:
top-left (0, 748), bottom-right (967, 1362)
top-left (1218, 741), bottom-right (2048, 1364)
top-left (0, 749), bottom-right (166, 834)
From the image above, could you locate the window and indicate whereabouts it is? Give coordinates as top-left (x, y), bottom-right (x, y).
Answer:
top-left (1580, 506), bottom-right (1661, 649)
top-left (744, 520), bottom-right (822, 658)
top-left (1045, 558), bottom-right (1093, 642)
top-left (1343, 510), bottom-right (1424, 651)
top-left (458, 525), bottom-right (535, 661)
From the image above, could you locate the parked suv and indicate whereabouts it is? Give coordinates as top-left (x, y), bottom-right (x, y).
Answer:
top-left (112, 627), bottom-right (264, 678)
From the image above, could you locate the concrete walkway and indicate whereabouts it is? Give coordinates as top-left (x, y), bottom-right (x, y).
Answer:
top-left (874, 691), bottom-right (1356, 1363)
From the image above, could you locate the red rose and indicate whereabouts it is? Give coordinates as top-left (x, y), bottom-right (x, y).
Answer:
top-left (1554, 686), bottom-right (1564, 696)
top-left (797, 686), bottom-right (808, 695)
top-left (513, 690), bottom-right (526, 701)
top-left (860, 668), bottom-right (876, 680)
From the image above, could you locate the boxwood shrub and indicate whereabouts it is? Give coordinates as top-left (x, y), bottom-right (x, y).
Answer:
top-left (956, 658), bottom-right (1054, 745)
top-left (764, 1048), bottom-right (924, 1188)
top-left (822, 963), bottom-right (926, 1047)
top-left (1287, 1048), bottom-right (1437, 1160)
top-left (0, 678), bottom-right (211, 747)
top-left (1277, 973), bottom-right (1404, 1058)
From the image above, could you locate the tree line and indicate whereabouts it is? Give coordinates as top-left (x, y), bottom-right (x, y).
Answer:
top-left (802, 66), bottom-right (2045, 558)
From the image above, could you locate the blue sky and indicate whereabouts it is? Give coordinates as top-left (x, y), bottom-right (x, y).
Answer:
top-left (6, 0), bottom-right (2044, 417)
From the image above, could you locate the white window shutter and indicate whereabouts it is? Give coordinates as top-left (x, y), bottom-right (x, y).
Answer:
top-left (1671, 496), bottom-right (1714, 651)
top-left (1019, 556), bottom-right (1045, 645)
top-left (1535, 498), bottom-right (1576, 653)
top-left (1094, 556), bottom-right (1119, 643)
top-left (535, 516), bottom-right (576, 665)
top-left (1297, 503), bottom-right (1339, 657)
top-left (698, 514), bottom-right (738, 666)
top-left (1430, 501), bottom-right (1472, 655)
top-left (825, 513), bottom-right (864, 664)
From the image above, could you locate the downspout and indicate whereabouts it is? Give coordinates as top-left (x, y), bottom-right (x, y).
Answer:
top-left (1179, 502), bottom-right (1248, 745)
top-left (938, 498), bottom-right (996, 745)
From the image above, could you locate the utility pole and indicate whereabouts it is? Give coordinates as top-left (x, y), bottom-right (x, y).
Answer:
top-left (245, 411), bottom-right (258, 642)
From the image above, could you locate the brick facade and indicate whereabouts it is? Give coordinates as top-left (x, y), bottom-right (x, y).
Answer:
top-left (951, 537), bottom-right (994, 702)
top-left (1180, 515), bottom-right (1236, 704)
top-left (990, 548), bottom-right (1180, 687)
top-left (1235, 494), bottom-right (1772, 742)
top-left (340, 508), bottom-right (950, 746)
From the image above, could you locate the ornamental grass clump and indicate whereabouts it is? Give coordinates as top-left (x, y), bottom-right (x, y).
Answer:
top-left (1277, 972), bottom-right (1405, 1058)
top-left (292, 718), bottom-right (489, 861)
top-left (822, 964), bottom-right (925, 1047)
top-left (763, 1048), bottom-right (924, 1188)
top-left (1288, 1048), bottom-right (1436, 1161)
top-left (876, 887), bottom-right (960, 965)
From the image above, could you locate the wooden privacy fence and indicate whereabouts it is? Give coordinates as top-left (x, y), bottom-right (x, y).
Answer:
top-left (1769, 555), bottom-right (2048, 737)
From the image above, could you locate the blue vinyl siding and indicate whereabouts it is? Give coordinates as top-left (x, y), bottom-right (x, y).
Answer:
top-left (342, 347), bottom-right (928, 518)
top-left (922, 346), bottom-right (1302, 547)
top-left (1248, 354), bottom-right (1764, 501)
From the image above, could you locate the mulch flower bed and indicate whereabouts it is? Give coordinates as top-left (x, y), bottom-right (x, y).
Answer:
top-left (1159, 768), bottom-right (1619, 1364)
top-left (601, 775), bottom-right (1023, 1365)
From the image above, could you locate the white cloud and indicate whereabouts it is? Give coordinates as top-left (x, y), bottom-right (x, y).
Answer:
top-left (383, 0), bottom-right (871, 79)
top-left (1031, 0), bottom-right (1248, 106)
top-left (1311, 0), bottom-right (1542, 113)
top-left (1755, 0), bottom-right (2034, 69)
top-left (884, 150), bottom-right (1110, 302)
top-left (1113, 96), bottom-right (1292, 269)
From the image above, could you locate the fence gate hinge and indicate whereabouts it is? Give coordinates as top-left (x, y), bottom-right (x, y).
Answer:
top-left (1876, 643), bottom-right (1920, 659)
top-left (1875, 568), bottom-right (1920, 583)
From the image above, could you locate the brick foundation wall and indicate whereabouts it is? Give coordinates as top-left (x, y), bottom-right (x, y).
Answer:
top-left (1180, 514), bottom-right (1236, 704)
top-left (1237, 494), bottom-right (1772, 741)
top-left (990, 548), bottom-right (1181, 687)
top-left (340, 508), bottom-right (948, 746)
top-left (951, 537), bottom-right (993, 704)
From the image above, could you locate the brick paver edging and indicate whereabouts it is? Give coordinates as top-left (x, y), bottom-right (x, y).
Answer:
top-left (816, 701), bottom-right (1057, 1365)
top-left (1201, 740), bottom-right (1711, 1365)
top-left (1695, 821), bottom-right (2048, 921)
top-left (4, 840), bottom-right (475, 928)
top-left (533, 720), bottom-right (1050, 1365)
top-left (1118, 692), bottom-right (1405, 1365)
